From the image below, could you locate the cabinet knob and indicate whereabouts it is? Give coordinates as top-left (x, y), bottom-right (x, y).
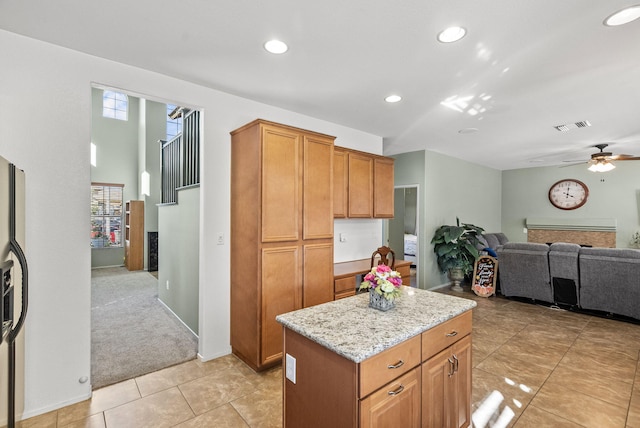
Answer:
top-left (387, 360), bottom-right (405, 369)
top-left (387, 384), bottom-right (405, 396)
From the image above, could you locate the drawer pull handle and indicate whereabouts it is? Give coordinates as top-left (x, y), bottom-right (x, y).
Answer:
top-left (446, 331), bottom-right (458, 337)
top-left (447, 358), bottom-right (454, 377)
top-left (452, 354), bottom-right (459, 373)
top-left (388, 384), bottom-right (405, 396)
top-left (387, 360), bottom-right (404, 369)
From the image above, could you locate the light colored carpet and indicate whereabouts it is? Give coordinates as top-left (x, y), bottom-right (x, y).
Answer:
top-left (91, 267), bottom-right (198, 389)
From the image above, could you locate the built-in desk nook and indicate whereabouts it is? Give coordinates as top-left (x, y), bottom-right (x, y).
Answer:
top-left (276, 288), bottom-right (476, 428)
top-left (334, 259), bottom-right (412, 300)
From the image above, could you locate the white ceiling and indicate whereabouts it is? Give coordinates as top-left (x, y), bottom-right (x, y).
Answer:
top-left (2, 0), bottom-right (640, 170)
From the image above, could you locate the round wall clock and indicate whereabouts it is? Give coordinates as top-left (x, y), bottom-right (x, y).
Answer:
top-left (548, 179), bottom-right (589, 210)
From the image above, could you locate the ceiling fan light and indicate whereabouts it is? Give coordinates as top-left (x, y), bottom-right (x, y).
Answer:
top-left (588, 160), bottom-right (616, 172)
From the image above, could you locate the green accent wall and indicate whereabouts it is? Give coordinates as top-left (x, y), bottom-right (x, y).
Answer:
top-left (393, 150), bottom-right (502, 289)
top-left (501, 162), bottom-right (640, 248)
top-left (158, 186), bottom-right (200, 334)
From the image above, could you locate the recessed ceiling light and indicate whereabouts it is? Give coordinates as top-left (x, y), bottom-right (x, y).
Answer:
top-left (264, 39), bottom-right (288, 54)
top-left (437, 26), bottom-right (466, 43)
top-left (385, 95), bottom-right (402, 103)
top-left (604, 5), bottom-right (640, 26)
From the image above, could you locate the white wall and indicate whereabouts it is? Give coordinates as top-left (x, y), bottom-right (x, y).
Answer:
top-left (0, 29), bottom-right (383, 419)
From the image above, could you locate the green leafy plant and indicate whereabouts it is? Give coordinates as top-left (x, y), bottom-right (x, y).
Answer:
top-left (431, 218), bottom-right (485, 276)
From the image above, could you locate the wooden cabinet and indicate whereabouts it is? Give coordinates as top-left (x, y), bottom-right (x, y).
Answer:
top-left (283, 329), bottom-right (422, 428)
top-left (348, 152), bottom-right (374, 218)
top-left (373, 157), bottom-right (395, 218)
top-left (230, 119), bottom-right (335, 371)
top-left (124, 200), bottom-right (144, 271)
top-left (333, 147), bottom-right (348, 218)
top-left (360, 367), bottom-right (422, 428)
top-left (422, 312), bottom-right (472, 428)
top-left (281, 306), bottom-right (474, 428)
top-left (334, 146), bottom-right (395, 218)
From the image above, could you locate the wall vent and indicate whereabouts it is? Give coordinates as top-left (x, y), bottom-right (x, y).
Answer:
top-left (554, 120), bottom-right (592, 132)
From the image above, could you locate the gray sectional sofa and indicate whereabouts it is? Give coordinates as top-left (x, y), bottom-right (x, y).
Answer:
top-left (496, 242), bottom-right (640, 321)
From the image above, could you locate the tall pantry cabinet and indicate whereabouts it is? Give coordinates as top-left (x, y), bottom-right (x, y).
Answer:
top-left (230, 119), bottom-right (335, 371)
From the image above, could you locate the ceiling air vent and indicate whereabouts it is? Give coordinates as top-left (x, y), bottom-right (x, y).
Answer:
top-left (553, 120), bottom-right (592, 132)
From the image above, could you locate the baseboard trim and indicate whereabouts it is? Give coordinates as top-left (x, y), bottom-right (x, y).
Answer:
top-left (156, 298), bottom-right (199, 339)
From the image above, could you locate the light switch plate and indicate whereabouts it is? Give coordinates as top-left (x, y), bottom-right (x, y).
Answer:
top-left (285, 353), bottom-right (296, 384)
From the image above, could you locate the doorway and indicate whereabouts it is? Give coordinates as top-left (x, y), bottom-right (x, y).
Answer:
top-left (90, 86), bottom-right (200, 388)
top-left (387, 185), bottom-right (419, 288)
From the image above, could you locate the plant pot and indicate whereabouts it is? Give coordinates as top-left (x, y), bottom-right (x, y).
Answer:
top-left (448, 267), bottom-right (465, 292)
top-left (369, 290), bottom-right (395, 311)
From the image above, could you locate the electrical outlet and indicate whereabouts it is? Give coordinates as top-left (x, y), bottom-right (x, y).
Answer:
top-left (166, 280), bottom-right (170, 290)
top-left (339, 233), bottom-right (347, 242)
top-left (285, 353), bottom-right (296, 384)
top-left (523, 227), bottom-right (528, 234)
top-left (217, 232), bottom-right (224, 245)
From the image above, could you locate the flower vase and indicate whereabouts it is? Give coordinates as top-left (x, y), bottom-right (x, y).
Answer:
top-left (369, 290), bottom-right (395, 311)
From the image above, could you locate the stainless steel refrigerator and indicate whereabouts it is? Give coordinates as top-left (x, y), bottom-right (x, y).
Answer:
top-left (0, 155), bottom-right (28, 428)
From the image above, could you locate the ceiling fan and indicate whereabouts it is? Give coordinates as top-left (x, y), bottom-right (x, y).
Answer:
top-left (564, 143), bottom-right (640, 172)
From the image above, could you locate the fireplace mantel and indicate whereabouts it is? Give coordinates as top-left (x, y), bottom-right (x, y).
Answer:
top-left (525, 218), bottom-right (616, 247)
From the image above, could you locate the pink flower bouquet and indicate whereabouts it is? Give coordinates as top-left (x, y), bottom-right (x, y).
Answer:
top-left (359, 264), bottom-right (403, 301)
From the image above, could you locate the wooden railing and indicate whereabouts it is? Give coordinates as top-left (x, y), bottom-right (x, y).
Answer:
top-left (160, 110), bottom-right (200, 204)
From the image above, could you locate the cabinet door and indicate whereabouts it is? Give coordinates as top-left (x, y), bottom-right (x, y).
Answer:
top-left (422, 346), bottom-right (452, 428)
top-left (261, 125), bottom-right (300, 242)
top-left (261, 246), bottom-right (301, 366)
top-left (333, 149), bottom-right (348, 218)
top-left (303, 135), bottom-right (334, 239)
top-left (373, 157), bottom-right (394, 218)
top-left (360, 367), bottom-right (421, 428)
top-left (451, 335), bottom-right (472, 428)
top-left (348, 152), bottom-right (373, 218)
top-left (303, 243), bottom-right (334, 307)
top-left (422, 335), bottom-right (472, 428)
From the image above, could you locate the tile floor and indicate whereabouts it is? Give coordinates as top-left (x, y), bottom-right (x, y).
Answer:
top-left (13, 289), bottom-right (640, 428)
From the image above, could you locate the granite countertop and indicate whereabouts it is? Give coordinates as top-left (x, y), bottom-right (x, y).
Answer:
top-left (276, 287), bottom-right (477, 363)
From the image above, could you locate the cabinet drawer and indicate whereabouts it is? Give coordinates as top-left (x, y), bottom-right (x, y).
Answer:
top-left (359, 335), bottom-right (421, 398)
top-left (422, 311), bottom-right (472, 361)
top-left (335, 276), bottom-right (357, 294)
top-left (335, 290), bottom-right (356, 300)
top-left (396, 265), bottom-right (410, 280)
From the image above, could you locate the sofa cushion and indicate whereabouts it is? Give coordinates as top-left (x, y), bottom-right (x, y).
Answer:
top-left (579, 247), bottom-right (640, 320)
top-left (497, 242), bottom-right (552, 302)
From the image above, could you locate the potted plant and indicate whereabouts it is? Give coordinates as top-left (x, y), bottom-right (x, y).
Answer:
top-left (431, 218), bottom-right (485, 291)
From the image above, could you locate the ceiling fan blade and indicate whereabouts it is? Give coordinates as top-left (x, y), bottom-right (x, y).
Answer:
top-left (610, 154), bottom-right (640, 160)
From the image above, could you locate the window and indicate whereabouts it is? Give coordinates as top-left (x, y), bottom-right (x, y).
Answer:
top-left (91, 184), bottom-right (123, 248)
top-left (166, 104), bottom-right (183, 139)
top-left (102, 90), bottom-right (128, 121)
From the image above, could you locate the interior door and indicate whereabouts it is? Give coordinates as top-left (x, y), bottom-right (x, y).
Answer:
top-left (388, 188), bottom-right (405, 258)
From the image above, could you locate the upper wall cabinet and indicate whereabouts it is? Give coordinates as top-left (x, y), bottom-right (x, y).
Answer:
top-left (373, 157), bottom-right (394, 218)
top-left (334, 146), bottom-right (395, 219)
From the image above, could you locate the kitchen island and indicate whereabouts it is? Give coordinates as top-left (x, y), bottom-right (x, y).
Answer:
top-left (276, 287), bottom-right (477, 428)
